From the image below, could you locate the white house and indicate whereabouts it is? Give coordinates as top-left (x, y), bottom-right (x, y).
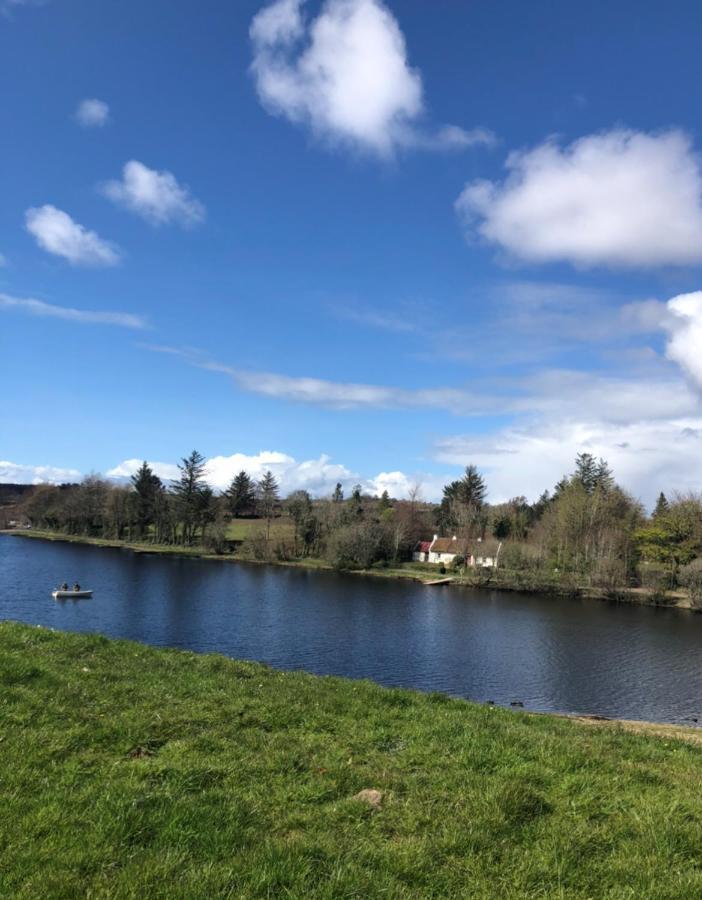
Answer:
top-left (413, 535), bottom-right (502, 568)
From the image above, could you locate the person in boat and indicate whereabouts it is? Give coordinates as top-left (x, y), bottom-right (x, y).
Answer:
top-left (73, 582), bottom-right (81, 592)
top-left (60, 583), bottom-right (68, 591)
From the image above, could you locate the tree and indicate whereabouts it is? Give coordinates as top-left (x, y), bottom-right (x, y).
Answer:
top-left (225, 471), bottom-right (256, 518)
top-left (257, 470), bottom-right (280, 540)
top-left (286, 490), bottom-right (319, 556)
top-left (130, 461), bottom-right (163, 537)
top-left (378, 489), bottom-right (391, 511)
top-left (574, 453), bottom-right (613, 495)
top-left (439, 465), bottom-right (487, 537)
top-left (332, 482), bottom-right (344, 503)
top-left (653, 492), bottom-right (670, 519)
top-left (350, 484), bottom-right (363, 519)
top-left (171, 450), bottom-right (207, 544)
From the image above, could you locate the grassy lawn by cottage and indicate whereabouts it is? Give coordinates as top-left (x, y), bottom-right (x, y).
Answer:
top-left (3, 623), bottom-right (702, 897)
top-left (224, 516), bottom-right (295, 542)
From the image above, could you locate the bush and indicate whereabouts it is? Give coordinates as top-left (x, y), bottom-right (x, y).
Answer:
top-left (591, 558), bottom-right (627, 596)
top-left (680, 559), bottom-right (702, 610)
top-left (239, 531), bottom-right (273, 561)
top-left (439, 564), bottom-right (446, 574)
top-left (325, 522), bottom-right (393, 570)
top-left (639, 563), bottom-right (672, 604)
top-left (451, 555), bottom-right (465, 570)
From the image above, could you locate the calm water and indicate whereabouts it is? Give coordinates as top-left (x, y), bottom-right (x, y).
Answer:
top-left (2, 533), bottom-right (702, 724)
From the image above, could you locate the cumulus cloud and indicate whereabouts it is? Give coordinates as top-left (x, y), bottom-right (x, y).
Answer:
top-left (434, 416), bottom-right (702, 509)
top-left (74, 98), bottom-right (110, 128)
top-left (106, 451), bottom-right (435, 498)
top-left (0, 461), bottom-right (81, 485)
top-left (0, 293), bottom-right (147, 329)
top-left (661, 291), bottom-right (702, 390)
top-left (106, 459), bottom-right (180, 482)
top-left (456, 129), bottom-right (702, 268)
top-left (101, 161), bottom-right (205, 227)
top-left (250, 0), bottom-right (491, 156)
top-left (25, 205), bottom-right (120, 266)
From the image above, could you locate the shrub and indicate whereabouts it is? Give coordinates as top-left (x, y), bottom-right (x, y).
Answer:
top-left (680, 559), bottom-right (702, 610)
top-left (639, 563), bottom-right (672, 604)
top-left (591, 558), bottom-right (627, 596)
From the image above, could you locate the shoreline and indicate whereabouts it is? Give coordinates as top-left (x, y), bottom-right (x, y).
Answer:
top-left (3, 528), bottom-right (692, 610)
top-left (4, 621), bottom-right (702, 895)
top-left (2, 615), bottom-right (701, 740)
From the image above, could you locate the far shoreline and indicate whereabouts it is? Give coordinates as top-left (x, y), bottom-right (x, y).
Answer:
top-left (3, 528), bottom-right (694, 612)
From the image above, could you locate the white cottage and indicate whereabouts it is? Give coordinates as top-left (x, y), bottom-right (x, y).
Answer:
top-left (413, 535), bottom-right (502, 568)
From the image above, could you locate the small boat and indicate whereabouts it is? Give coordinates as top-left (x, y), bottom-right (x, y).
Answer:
top-left (52, 589), bottom-right (93, 600)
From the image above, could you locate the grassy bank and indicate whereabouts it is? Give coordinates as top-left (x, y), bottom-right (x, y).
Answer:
top-left (2, 622), bottom-right (702, 897)
top-left (6, 529), bottom-right (691, 607)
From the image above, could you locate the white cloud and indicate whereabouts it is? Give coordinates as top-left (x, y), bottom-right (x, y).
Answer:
top-left (0, 293), bottom-right (147, 329)
top-left (107, 452), bottom-right (444, 499)
top-left (0, 461), bottom-right (81, 485)
top-left (106, 459), bottom-right (181, 482)
top-left (456, 129), bottom-right (702, 268)
top-left (101, 160), bottom-right (205, 227)
top-left (24, 205), bottom-right (120, 267)
top-left (661, 291), bottom-right (702, 390)
top-left (434, 417), bottom-right (702, 509)
top-left (250, 0), bottom-right (491, 156)
top-left (140, 344), bottom-right (492, 414)
top-left (74, 98), bottom-right (110, 128)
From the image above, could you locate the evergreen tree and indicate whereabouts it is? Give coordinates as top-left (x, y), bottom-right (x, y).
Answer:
top-left (332, 482), bottom-right (344, 503)
top-left (378, 489), bottom-right (391, 511)
top-left (574, 453), bottom-right (613, 495)
top-left (440, 465), bottom-right (487, 536)
top-left (653, 492), bottom-right (670, 519)
top-left (350, 484), bottom-right (363, 519)
top-left (171, 450), bottom-right (207, 544)
top-left (257, 470), bottom-right (280, 539)
top-left (130, 461), bottom-right (163, 537)
top-left (225, 471), bottom-right (256, 518)
top-left (457, 464), bottom-right (487, 509)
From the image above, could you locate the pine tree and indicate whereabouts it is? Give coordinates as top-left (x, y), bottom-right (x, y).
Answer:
top-left (332, 482), bottom-right (344, 503)
top-left (130, 461), bottom-right (163, 537)
top-left (257, 470), bottom-right (280, 540)
top-left (171, 450), bottom-right (207, 544)
top-left (350, 484), bottom-right (363, 518)
top-left (378, 489), bottom-right (391, 511)
top-left (225, 471), bottom-right (256, 518)
top-left (653, 492), bottom-right (670, 519)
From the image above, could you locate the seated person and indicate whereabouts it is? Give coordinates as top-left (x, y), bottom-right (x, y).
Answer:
top-left (73, 582), bottom-right (81, 592)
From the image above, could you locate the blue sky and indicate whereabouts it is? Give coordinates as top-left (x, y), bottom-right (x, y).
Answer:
top-left (2, 0), bottom-right (702, 505)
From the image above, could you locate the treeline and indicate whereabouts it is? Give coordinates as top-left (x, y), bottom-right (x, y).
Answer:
top-left (18, 450), bottom-right (702, 601)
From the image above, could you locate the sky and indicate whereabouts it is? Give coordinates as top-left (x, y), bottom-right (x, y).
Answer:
top-left (2, 0), bottom-right (702, 507)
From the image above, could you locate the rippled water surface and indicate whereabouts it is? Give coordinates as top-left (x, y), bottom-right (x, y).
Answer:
top-left (2, 534), bottom-right (702, 723)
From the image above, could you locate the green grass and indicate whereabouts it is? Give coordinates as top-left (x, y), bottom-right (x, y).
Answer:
top-left (2, 623), bottom-right (702, 897)
top-left (225, 517), bottom-right (295, 541)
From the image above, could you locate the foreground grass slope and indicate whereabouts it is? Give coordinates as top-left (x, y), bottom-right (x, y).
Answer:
top-left (2, 623), bottom-right (702, 898)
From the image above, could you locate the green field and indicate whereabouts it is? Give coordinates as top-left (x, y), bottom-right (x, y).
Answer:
top-left (2, 622), bottom-right (702, 897)
top-left (224, 516), bottom-right (295, 541)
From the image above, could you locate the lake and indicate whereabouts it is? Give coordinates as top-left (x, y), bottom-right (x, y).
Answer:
top-left (2, 533), bottom-right (701, 724)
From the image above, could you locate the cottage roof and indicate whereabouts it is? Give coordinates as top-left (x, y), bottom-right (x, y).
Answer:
top-left (430, 537), bottom-right (470, 554)
top-left (416, 541), bottom-right (432, 552)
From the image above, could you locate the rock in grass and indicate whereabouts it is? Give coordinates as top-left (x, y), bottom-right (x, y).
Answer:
top-left (353, 789), bottom-right (383, 810)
